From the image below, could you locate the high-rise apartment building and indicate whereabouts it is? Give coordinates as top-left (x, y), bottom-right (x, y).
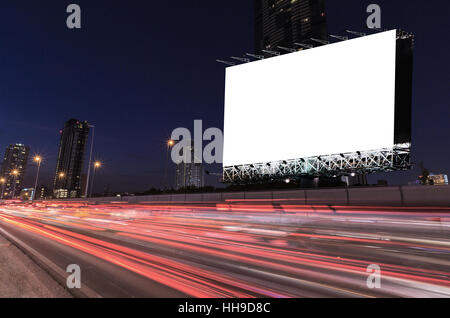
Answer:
top-left (0, 144), bottom-right (30, 199)
top-left (175, 141), bottom-right (204, 190)
top-left (254, 0), bottom-right (328, 54)
top-left (175, 163), bottom-right (204, 190)
top-left (53, 119), bottom-right (90, 199)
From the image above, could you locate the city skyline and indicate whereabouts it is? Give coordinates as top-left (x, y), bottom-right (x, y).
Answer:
top-left (0, 1), bottom-right (449, 194)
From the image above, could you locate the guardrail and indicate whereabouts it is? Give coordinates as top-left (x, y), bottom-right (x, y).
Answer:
top-left (50, 185), bottom-right (450, 207)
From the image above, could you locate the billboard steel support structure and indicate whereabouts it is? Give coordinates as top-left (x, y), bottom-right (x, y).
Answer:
top-left (223, 145), bottom-right (411, 184)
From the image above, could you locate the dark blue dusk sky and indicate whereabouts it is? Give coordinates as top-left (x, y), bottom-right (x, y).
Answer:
top-left (0, 1), bottom-right (449, 193)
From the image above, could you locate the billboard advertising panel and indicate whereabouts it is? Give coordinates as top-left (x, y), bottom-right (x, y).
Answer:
top-left (223, 30), bottom-right (399, 168)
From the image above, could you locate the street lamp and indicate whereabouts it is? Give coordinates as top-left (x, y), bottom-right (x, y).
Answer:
top-left (90, 161), bottom-right (102, 198)
top-left (59, 172), bottom-right (66, 179)
top-left (84, 124), bottom-right (96, 198)
top-left (164, 139), bottom-right (176, 189)
top-left (11, 170), bottom-right (19, 199)
top-left (0, 177), bottom-right (6, 201)
top-left (32, 156), bottom-right (42, 202)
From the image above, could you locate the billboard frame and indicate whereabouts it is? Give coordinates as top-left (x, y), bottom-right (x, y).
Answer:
top-left (223, 30), bottom-right (414, 184)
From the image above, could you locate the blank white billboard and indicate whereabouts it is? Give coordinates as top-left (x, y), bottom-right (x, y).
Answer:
top-left (223, 30), bottom-right (397, 167)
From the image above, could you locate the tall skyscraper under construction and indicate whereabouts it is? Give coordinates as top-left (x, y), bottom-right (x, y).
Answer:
top-left (254, 0), bottom-right (328, 54)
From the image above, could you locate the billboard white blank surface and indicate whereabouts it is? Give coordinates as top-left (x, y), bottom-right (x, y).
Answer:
top-left (223, 30), bottom-right (397, 167)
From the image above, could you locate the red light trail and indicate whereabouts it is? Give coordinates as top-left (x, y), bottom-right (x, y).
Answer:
top-left (0, 202), bottom-right (449, 298)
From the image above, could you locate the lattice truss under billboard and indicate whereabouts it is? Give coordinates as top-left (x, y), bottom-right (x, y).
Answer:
top-left (223, 144), bottom-right (411, 184)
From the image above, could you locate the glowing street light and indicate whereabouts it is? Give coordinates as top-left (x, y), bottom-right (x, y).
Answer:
top-left (59, 172), bottom-right (66, 179)
top-left (164, 139), bottom-right (176, 189)
top-left (32, 155), bottom-right (43, 202)
top-left (10, 170), bottom-right (19, 199)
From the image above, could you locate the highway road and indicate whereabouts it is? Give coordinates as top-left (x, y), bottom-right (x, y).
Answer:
top-left (0, 201), bottom-right (449, 298)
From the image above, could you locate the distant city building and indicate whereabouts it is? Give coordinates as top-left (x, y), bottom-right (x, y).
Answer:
top-left (254, 0), bottom-right (328, 55)
top-left (176, 163), bottom-right (204, 190)
top-left (428, 174), bottom-right (449, 186)
top-left (53, 119), bottom-right (90, 199)
top-left (341, 174), bottom-right (368, 187)
top-left (0, 144), bottom-right (30, 199)
top-left (353, 174), bottom-right (369, 186)
top-left (175, 141), bottom-right (204, 190)
top-left (103, 183), bottom-right (113, 197)
top-left (20, 188), bottom-right (34, 201)
top-left (412, 173), bottom-right (448, 186)
top-left (36, 185), bottom-right (52, 200)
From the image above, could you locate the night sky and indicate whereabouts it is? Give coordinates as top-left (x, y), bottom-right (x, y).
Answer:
top-left (0, 1), bottom-right (449, 193)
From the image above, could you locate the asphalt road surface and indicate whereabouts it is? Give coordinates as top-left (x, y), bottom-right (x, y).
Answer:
top-left (0, 201), bottom-right (449, 298)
